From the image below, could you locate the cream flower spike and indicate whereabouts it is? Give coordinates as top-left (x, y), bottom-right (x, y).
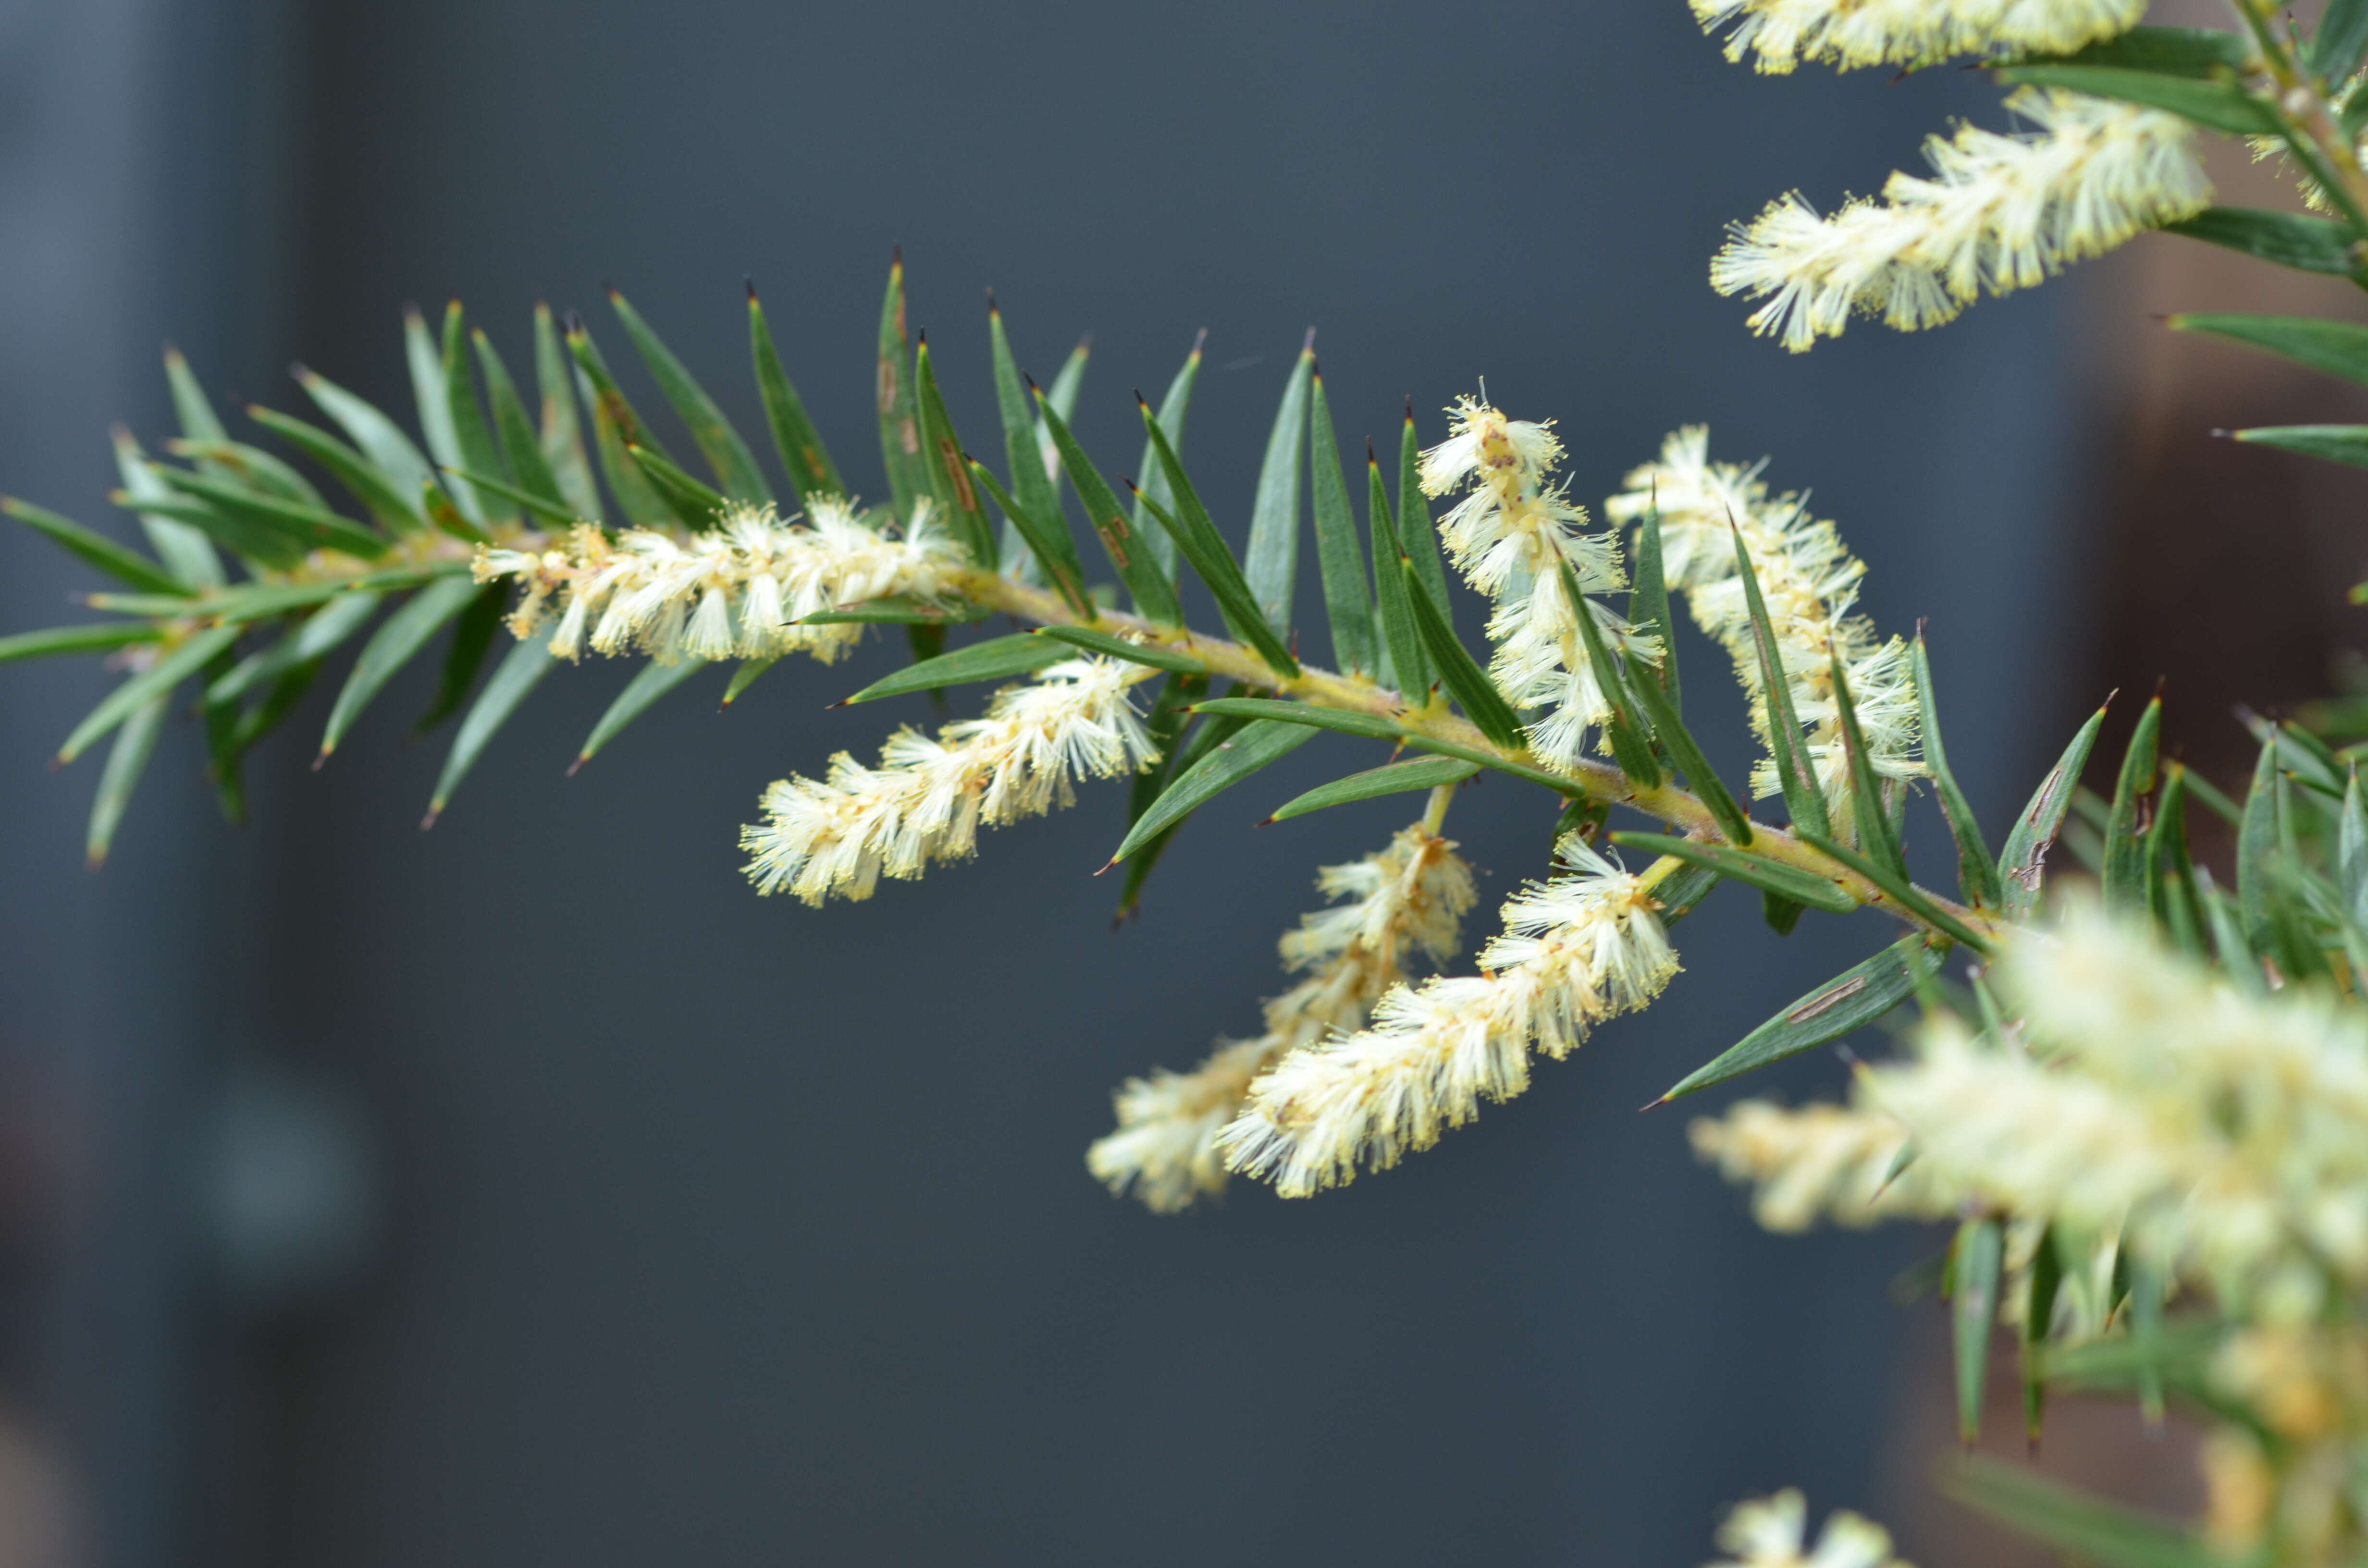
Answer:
top-left (1711, 1492), bottom-right (1908, 1568)
top-left (1694, 0), bottom-right (2145, 75)
top-left (740, 657), bottom-right (1157, 906)
top-left (1418, 396), bottom-right (1643, 772)
top-left (1087, 823), bottom-right (1476, 1213)
top-left (1218, 834), bottom-right (1677, 1196)
top-left (1714, 89), bottom-right (2209, 352)
top-left (473, 495), bottom-right (964, 666)
top-left (1607, 428), bottom-right (1917, 841)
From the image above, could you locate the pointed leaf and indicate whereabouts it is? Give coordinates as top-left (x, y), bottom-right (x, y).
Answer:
top-left (1948, 1459), bottom-right (2221, 1568)
top-left (1129, 333), bottom-right (1203, 578)
top-left (876, 255), bottom-right (928, 519)
top-left (1623, 656), bottom-right (1754, 845)
top-left (293, 365), bottom-right (434, 535)
top-left (913, 336), bottom-right (996, 564)
top-left (440, 464), bottom-right (579, 527)
top-left (57, 623), bottom-right (241, 764)
top-left (1733, 525), bottom-right (1828, 836)
top-left (1307, 368), bottom-right (1375, 674)
top-left (424, 621), bottom-right (557, 824)
top-left (1401, 556), bottom-right (1524, 749)
top-left (318, 575), bottom-right (484, 759)
top-left (2, 497), bottom-right (188, 595)
top-left (150, 467), bottom-right (389, 560)
top-left (1397, 403), bottom-right (1452, 629)
top-left (2165, 208), bottom-right (2361, 277)
top-left (747, 282), bottom-right (843, 503)
top-left (722, 655), bottom-right (777, 707)
top-left (86, 690), bottom-right (169, 868)
top-left (1112, 718), bottom-right (1317, 862)
top-left (1033, 625), bottom-right (1208, 674)
top-left (0, 623), bottom-right (164, 663)
top-left (2314, 0), bottom-right (2368, 82)
top-left (207, 590), bottom-right (384, 703)
top-left (167, 438), bottom-right (323, 508)
top-left (163, 345), bottom-right (229, 444)
top-left (1628, 501), bottom-right (1678, 711)
top-left (1566, 561), bottom-right (1660, 790)
top-left (1033, 388), bottom-right (1182, 624)
top-left (841, 634), bottom-right (1066, 704)
top-left (111, 429), bottom-right (224, 588)
top-left (607, 287), bottom-right (770, 503)
top-left (1658, 935), bottom-right (1946, 1101)
top-left (403, 304), bottom-right (480, 526)
top-left (1999, 703), bottom-right (2108, 921)
top-left (1244, 341), bottom-right (1312, 635)
top-left (2103, 695), bottom-right (2163, 911)
top-left (246, 404), bottom-right (427, 532)
top-left (1913, 634), bottom-right (1999, 906)
top-left (1115, 675), bottom-right (1226, 919)
top-left (575, 657), bottom-right (711, 769)
top-left (2171, 312), bottom-right (2368, 386)
top-left (966, 458), bottom-right (1091, 617)
top-left (1952, 1216), bottom-right (2004, 1445)
top-left (1185, 695), bottom-right (1403, 742)
top-left (567, 317), bottom-right (674, 528)
top-left (986, 297), bottom-right (1060, 578)
top-left (1609, 832), bottom-right (1856, 913)
top-left (415, 581), bottom-right (507, 734)
top-left (534, 301), bottom-right (600, 521)
top-left (1832, 653), bottom-right (1906, 874)
top-left (1132, 411), bottom-right (1297, 675)
top-left (1268, 757), bottom-right (1478, 823)
top-left (1800, 830), bottom-right (1996, 953)
top-left (1993, 65), bottom-right (2272, 133)
top-left (1366, 450), bottom-right (1429, 698)
top-left (471, 328), bottom-right (569, 511)
top-left (624, 441), bottom-right (728, 526)
top-left (2343, 770), bottom-right (2368, 927)
top-left (2230, 423), bottom-right (2368, 467)
top-left (2238, 734), bottom-right (2282, 950)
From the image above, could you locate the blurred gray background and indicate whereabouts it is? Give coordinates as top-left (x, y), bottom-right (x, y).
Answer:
top-left (0, 0), bottom-right (2082, 1563)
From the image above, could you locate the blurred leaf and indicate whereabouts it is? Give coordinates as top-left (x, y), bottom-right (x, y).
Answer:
top-left (1033, 625), bottom-right (1208, 674)
top-left (1733, 525), bottom-right (1828, 836)
top-left (2172, 312), bottom-right (2368, 386)
top-left (2238, 735), bottom-right (2282, 951)
top-left (1307, 368), bottom-right (1376, 675)
top-left (2166, 208), bottom-right (2361, 277)
top-left (0, 623), bottom-right (165, 662)
top-left (294, 365), bottom-right (434, 531)
top-left (1952, 1217), bottom-right (2004, 1445)
top-left (470, 328), bottom-right (568, 512)
top-left (1366, 448), bottom-right (1429, 698)
top-left (57, 623), bottom-right (240, 764)
top-left (1132, 410), bottom-right (1298, 675)
top-left (2231, 423), bottom-right (2368, 468)
top-left (2003, 24), bottom-right (2248, 73)
top-left (534, 301), bottom-right (601, 521)
top-left (913, 336), bottom-right (996, 564)
top-left (1914, 634), bottom-right (2000, 907)
top-left (2, 497), bottom-right (189, 595)
top-left (245, 405), bottom-right (426, 532)
top-left (2023, 1226), bottom-right (2065, 1441)
top-left (1999, 703), bottom-right (2108, 921)
top-left (2103, 695), bottom-right (2162, 912)
top-left (404, 304), bottom-right (482, 527)
top-left (1995, 64), bottom-right (2273, 133)
top-left (842, 633), bottom-right (1066, 704)
top-left (1610, 831), bottom-right (1856, 914)
top-left (144, 468), bottom-right (387, 562)
top-left (966, 458), bottom-right (1092, 617)
top-left (167, 438), bottom-right (323, 508)
top-left (207, 590), bottom-right (383, 703)
top-left (1401, 556), bottom-right (1524, 749)
top-left (111, 429), bottom-right (225, 588)
top-left (318, 575), bottom-right (484, 760)
top-left (747, 282), bottom-right (842, 504)
top-left (575, 657), bottom-right (711, 770)
top-left (1660, 935), bottom-right (1945, 1101)
top-left (1267, 756), bottom-right (1478, 823)
top-left (424, 620), bottom-right (557, 826)
top-left (1126, 334), bottom-right (1205, 581)
top-left (2313, 0), bottom-right (2368, 81)
top-left (415, 582), bottom-right (507, 735)
top-left (86, 691), bottom-right (169, 869)
top-left (439, 464), bottom-right (579, 527)
top-left (608, 286), bottom-right (770, 504)
top-left (1112, 718), bottom-right (1317, 862)
top-left (163, 345), bottom-right (230, 445)
top-left (1034, 388), bottom-right (1183, 624)
top-left (2147, 765), bottom-right (2206, 953)
top-left (875, 254), bottom-right (928, 519)
top-left (1245, 340), bottom-right (1313, 636)
top-left (1950, 1462), bottom-right (2221, 1568)
top-left (2343, 769), bottom-right (2368, 926)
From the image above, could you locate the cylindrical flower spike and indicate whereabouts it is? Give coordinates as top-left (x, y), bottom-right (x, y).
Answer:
top-left (1219, 835), bottom-right (1677, 1196)
top-left (1693, 0), bottom-right (2146, 76)
top-left (473, 495), bottom-right (965, 666)
top-left (1712, 89), bottom-right (2209, 351)
top-left (1087, 823), bottom-right (1476, 1213)
top-left (739, 657), bottom-right (1158, 906)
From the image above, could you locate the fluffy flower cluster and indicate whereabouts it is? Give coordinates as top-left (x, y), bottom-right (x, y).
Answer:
top-left (1608, 428), bottom-right (1917, 842)
top-left (1694, 0), bottom-right (2145, 74)
top-left (1219, 836), bottom-right (1678, 1196)
top-left (740, 658), bottom-right (1157, 905)
top-left (473, 496), bottom-right (964, 665)
top-left (1696, 902), bottom-right (2368, 1322)
top-left (1086, 824), bottom-right (1477, 1212)
top-left (1418, 396), bottom-right (1642, 768)
top-left (1712, 89), bottom-right (2209, 352)
top-left (1711, 1492), bottom-right (1906, 1568)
